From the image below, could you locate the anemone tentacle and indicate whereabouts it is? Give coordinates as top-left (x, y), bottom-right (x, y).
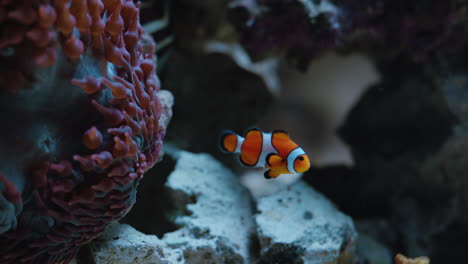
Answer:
top-left (0, 1), bottom-right (169, 263)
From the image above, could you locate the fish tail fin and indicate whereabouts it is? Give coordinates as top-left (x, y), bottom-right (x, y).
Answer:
top-left (219, 130), bottom-right (242, 153)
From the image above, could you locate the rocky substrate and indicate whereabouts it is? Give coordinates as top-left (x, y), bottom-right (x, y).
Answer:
top-left (81, 150), bottom-right (357, 264)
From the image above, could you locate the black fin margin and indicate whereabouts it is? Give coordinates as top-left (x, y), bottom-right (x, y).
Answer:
top-left (272, 129), bottom-right (289, 137)
top-left (272, 129), bottom-right (288, 134)
top-left (264, 170), bottom-right (272, 179)
top-left (218, 130), bottom-right (238, 153)
top-left (244, 127), bottom-right (264, 137)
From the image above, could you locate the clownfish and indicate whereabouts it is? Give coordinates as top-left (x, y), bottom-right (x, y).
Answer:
top-left (219, 128), bottom-right (310, 179)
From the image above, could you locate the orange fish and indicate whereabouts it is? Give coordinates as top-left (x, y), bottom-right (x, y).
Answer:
top-left (219, 128), bottom-right (310, 179)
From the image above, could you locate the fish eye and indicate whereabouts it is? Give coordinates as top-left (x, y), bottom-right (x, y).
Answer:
top-left (298, 156), bottom-right (304, 161)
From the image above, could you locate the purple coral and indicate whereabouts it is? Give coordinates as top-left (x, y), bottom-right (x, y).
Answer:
top-left (228, 0), bottom-right (342, 69)
top-left (0, 0), bottom-right (170, 263)
top-left (336, 0), bottom-right (459, 58)
top-left (229, 0), bottom-right (467, 66)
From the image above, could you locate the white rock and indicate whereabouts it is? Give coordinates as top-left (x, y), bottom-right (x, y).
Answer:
top-left (255, 181), bottom-right (357, 264)
top-left (163, 150), bottom-right (256, 264)
top-left (88, 223), bottom-right (183, 264)
top-left (86, 150), bottom-right (255, 264)
top-left (87, 151), bottom-right (356, 264)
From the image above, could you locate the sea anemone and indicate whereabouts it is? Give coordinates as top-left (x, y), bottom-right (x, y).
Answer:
top-left (0, 0), bottom-right (171, 263)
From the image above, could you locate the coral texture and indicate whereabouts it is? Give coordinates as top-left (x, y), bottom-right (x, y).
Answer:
top-left (229, 0), bottom-right (468, 70)
top-left (229, 0), bottom-right (341, 68)
top-left (336, 0), bottom-right (461, 59)
top-left (0, 0), bottom-right (170, 263)
top-left (394, 254), bottom-right (430, 264)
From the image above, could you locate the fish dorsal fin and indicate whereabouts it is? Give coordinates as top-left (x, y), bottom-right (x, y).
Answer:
top-left (272, 130), bottom-right (290, 139)
top-left (244, 128), bottom-right (263, 137)
top-left (266, 153), bottom-right (283, 167)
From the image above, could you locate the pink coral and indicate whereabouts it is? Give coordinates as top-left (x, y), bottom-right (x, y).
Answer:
top-left (0, 0), bottom-right (171, 263)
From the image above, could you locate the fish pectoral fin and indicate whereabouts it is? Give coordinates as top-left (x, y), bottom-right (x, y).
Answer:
top-left (264, 169), bottom-right (280, 179)
top-left (265, 154), bottom-right (285, 179)
top-left (266, 154), bottom-right (283, 167)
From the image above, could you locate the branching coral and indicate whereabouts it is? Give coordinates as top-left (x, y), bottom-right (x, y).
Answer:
top-left (395, 253), bottom-right (430, 264)
top-left (0, 0), bottom-right (172, 263)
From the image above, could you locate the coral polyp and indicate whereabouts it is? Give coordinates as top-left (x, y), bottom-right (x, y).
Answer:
top-left (0, 0), bottom-right (172, 263)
